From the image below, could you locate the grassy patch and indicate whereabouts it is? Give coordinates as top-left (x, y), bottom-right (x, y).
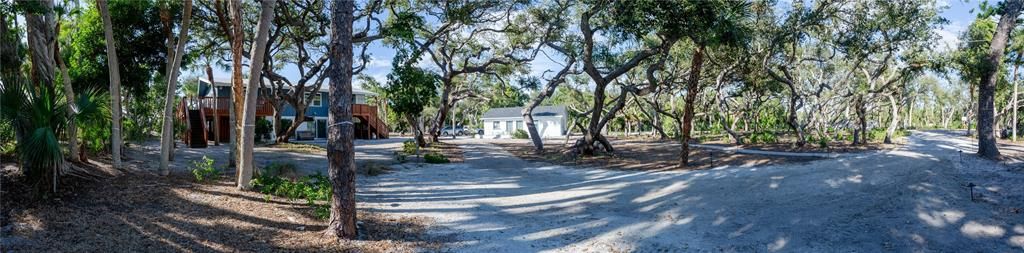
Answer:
top-left (423, 153), bottom-right (450, 164)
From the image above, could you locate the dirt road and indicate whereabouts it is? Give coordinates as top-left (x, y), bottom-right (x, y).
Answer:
top-left (358, 131), bottom-right (1024, 252)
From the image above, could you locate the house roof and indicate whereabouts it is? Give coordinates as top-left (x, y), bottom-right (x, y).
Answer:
top-left (200, 78), bottom-right (375, 95)
top-left (482, 105), bottom-right (567, 119)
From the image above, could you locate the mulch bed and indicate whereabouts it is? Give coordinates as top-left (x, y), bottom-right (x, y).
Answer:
top-left (1, 166), bottom-right (446, 252)
top-left (494, 139), bottom-right (821, 171)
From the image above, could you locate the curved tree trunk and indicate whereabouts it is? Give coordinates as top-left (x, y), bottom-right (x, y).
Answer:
top-left (715, 64), bottom-right (742, 145)
top-left (238, 0), bottom-right (275, 190)
top-left (159, 0), bottom-right (193, 175)
top-left (277, 101), bottom-right (307, 143)
top-left (852, 95), bottom-right (867, 145)
top-left (23, 0), bottom-right (55, 89)
top-left (523, 57), bottom-right (575, 153)
top-left (326, 0), bottom-right (357, 238)
top-left (637, 99), bottom-right (669, 140)
top-left (55, 21), bottom-right (78, 163)
top-left (98, 0), bottom-right (123, 169)
top-left (429, 82), bottom-right (453, 143)
top-left (883, 93), bottom-right (899, 144)
top-left (784, 83), bottom-right (806, 147)
top-left (405, 114), bottom-right (427, 148)
top-left (978, 0), bottom-right (1022, 159)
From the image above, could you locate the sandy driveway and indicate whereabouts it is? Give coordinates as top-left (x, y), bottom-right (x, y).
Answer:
top-left (359, 131), bottom-right (1024, 252)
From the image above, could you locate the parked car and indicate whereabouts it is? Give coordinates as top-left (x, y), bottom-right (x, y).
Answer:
top-left (441, 126), bottom-right (467, 136)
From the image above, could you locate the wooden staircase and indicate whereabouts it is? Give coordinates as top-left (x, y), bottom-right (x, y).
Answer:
top-left (354, 104), bottom-right (389, 139)
top-left (177, 97), bottom-right (208, 148)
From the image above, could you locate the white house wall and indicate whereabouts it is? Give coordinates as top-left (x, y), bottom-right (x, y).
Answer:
top-left (482, 116), bottom-right (565, 138)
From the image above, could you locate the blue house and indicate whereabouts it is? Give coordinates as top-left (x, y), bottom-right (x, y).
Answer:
top-left (181, 78), bottom-right (387, 146)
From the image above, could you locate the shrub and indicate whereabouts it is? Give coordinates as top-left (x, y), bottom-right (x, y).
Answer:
top-left (251, 169), bottom-right (333, 220)
top-left (814, 136), bottom-right (829, 149)
top-left (0, 120), bottom-right (15, 155)
top-left (424, 152), bottom-right (450, 163)
top-left (393, 151), bottom-right (408, 163)
top-left (255, 117), bottom-right (272, 142)
top-left (748, 132), bottom-right (777, 144)
top-left (512, 129), bottom-right (529, 139)
top-left (402, 139), bottom-right (418, 155)
top-left (365, 162), bottom-right (389, 176)
top-left (191, 156), bottom-right (219, 182)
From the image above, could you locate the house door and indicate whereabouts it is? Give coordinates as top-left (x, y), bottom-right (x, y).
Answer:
top-left (316, 119), bottom-right (327, 139)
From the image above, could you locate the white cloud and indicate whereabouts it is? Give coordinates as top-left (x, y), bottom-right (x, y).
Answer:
top-left (367, 56), bottom-right (392, 69)
top-left (934, 21), bottom-right (965, 52)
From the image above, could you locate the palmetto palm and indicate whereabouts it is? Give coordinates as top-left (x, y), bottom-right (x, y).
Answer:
top-left (0, 77), bottom-right (105, 195)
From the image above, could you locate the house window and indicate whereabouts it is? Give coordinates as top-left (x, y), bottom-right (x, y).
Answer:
top-left (516, 121), bottom-right (523, 131)
top-left (492, 121), bottom-right (499, 130)
top-left (310, 93), bottom-right (322, 107)
top-left (506, 121), bottom-right (513, 131)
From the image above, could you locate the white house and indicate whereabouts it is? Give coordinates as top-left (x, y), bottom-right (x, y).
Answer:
top-left (481, 106), bottom-right (567, 138)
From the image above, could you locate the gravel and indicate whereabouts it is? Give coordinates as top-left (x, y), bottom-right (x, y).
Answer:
top-left (359, 131), bottom-right (1024, 252)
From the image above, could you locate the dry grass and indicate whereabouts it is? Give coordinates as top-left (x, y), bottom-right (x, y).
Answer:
top-left (422, 142), bottom-right (465, 163)
top-left (266, 142), bottom-right (326, 154)
top-left (494, 139), bottom-right (821, 171)
top-left (698, 139), bottom-right (899, 153)
top-left (1, 168), bottom-right (446, 252)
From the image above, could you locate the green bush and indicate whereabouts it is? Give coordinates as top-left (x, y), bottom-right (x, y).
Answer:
top-left (868, 128), bottom-right (888, 142)
top-left (191, 156), bottom-right (219, 182)
top-left (402, 139), bottom-right (418, 155)
top-left (747, 132), bottom-right (777, 144)
top-left (251, 168), bottom-right (333, 220)
top-left (512, 129), bottom-right (529, 139)
top-left (810, 135), bottom-right (829, 149)
top-left (0, 120), bottom-right (15, 155)
top-left (255, 117), bottom-right (272, 142)
top-left (424, 152), bottom-right (450, 163)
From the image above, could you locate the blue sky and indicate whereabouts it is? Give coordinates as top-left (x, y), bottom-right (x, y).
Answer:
top-left (184, 0), bottom-right (994, 91)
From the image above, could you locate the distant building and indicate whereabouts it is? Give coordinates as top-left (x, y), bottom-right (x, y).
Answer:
top-left (480, 106), bottom-right (567, 138)
top-left (178, 78), bottom-right (387, 147)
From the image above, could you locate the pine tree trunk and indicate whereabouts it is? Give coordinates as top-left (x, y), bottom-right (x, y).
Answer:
top-left (978, 0), bottom-right (1022, 159)
top-left (326, 0), bottom-right (357, 239)
top-left (228, 0), bottom-right (244, 167)
top-left (679, 45), bottom-right (705, 167)
top-left (238, 0), bottom-right (275, 190)
top-left (98, 0), bottom-right (123, 168)
top-left (159, 0), bottom-right (193, 175)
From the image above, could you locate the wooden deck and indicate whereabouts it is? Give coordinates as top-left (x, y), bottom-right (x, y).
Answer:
top-left (196, 97), bottom-right (275, 117)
